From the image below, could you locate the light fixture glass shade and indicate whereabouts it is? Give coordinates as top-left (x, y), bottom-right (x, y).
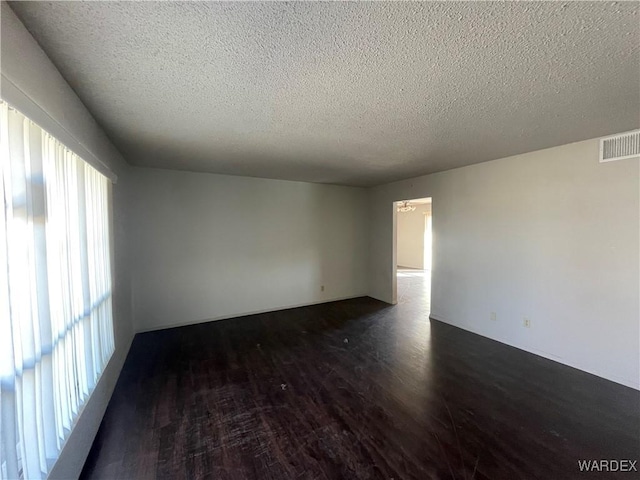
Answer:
top-left (397, 201), bottom-right (416, 212)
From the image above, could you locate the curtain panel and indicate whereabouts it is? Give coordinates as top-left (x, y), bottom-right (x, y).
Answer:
top-left (0, 100), bottom-right (114, 479)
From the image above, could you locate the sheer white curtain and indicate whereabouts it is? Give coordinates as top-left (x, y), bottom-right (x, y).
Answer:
top-left (0, 100), bottom-right (114, 479)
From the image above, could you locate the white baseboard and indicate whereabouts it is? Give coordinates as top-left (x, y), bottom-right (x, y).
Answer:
top-left (428, 313), bottom-right (639, 391)
top-left (136, 293), bottom-right (368, 333)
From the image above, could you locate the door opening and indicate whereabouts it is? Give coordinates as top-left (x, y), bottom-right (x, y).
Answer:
top-left (394, 197), bottom-right (432, 309)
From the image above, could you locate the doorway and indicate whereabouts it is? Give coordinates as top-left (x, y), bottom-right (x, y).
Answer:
top-left (394, 198), bottom-right (432, 309)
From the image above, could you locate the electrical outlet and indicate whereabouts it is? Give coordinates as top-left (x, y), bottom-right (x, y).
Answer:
top-left (490, 312), bottom-right (496, 321)
top-left (321, 285), bottom-right (325, 292)
top-left (523, 317), bottom-right (531, 328)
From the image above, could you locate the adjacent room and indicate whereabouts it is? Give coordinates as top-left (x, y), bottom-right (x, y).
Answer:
top-left (1, 2), bottom-right (639, 479)
top-left (395, 198), bottom-right (432, 309)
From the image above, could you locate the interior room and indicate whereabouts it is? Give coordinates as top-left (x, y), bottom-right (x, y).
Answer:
top-left (395, 198), bottom-right (432, 308)
top-left (1, 2), bottom-right (638, 479)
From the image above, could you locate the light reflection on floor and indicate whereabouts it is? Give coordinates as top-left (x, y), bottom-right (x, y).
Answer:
top-left (396, 267), bottom-right (431, 311)
top-left (385, 267), bottom-right (434, 415)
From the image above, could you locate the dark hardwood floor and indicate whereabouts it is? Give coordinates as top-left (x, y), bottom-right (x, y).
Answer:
top-left (82, 272), bottom-right (639, 479)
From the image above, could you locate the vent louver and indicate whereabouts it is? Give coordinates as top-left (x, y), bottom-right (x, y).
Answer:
top-left (599, 130), bottom-right (640, 163)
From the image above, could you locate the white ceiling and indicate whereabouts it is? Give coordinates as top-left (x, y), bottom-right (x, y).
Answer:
top-left (9, 1), bottom-right (640, 187)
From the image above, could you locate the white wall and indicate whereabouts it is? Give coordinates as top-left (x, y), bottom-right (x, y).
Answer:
top-left (1, 4), bottom-right (135, 478)
top-left (369, 138), bottom-right (640, 389)
top-left (397, 204), bottom-right (430, 269)
top-left (131, 167), bottom-right (368, 332)
top-left (3, 9), bottom-right (637, 480)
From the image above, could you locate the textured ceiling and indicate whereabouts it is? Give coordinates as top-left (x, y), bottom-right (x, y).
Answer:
top-left (9, 1), bottom-right (640, 187)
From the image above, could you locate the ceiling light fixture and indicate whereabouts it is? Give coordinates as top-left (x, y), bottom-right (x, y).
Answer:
top-left (397, 201), bottom-right (416, 213)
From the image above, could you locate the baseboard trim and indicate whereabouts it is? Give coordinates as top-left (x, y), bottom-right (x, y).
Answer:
top-left (136, 294), bottom-right (369, 334)
top-left (428, 313), bottom-right (639, 391)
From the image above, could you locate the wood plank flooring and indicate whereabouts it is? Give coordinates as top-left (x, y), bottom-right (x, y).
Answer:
top-left (82, 274), bottom-right (639, 479)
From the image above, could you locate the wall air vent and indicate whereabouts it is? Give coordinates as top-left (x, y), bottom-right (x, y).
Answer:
top-left (599, 130), bottom-right (640, 163)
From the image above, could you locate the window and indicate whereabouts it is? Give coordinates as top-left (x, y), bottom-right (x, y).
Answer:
top-left (0, 100), bottom-right (114, 479)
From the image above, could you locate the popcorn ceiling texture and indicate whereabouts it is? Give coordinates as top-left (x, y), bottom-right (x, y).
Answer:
top-left (9, 1), bottom-right (640, 186)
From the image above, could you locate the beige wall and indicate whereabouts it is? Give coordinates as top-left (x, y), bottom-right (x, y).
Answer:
top-left (130, 167), bottom-right (369, 332)
top-left (369, 138), bottom-right (640, 389)
top-left (1, 4), bottom-right (135, 478)
top-left (397, 204), bottom-right (431, 269)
